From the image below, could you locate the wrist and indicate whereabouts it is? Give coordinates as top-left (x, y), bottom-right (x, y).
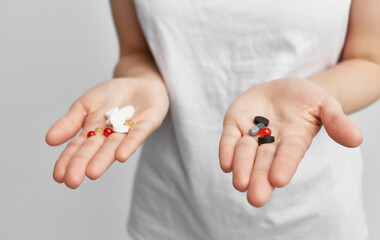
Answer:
top-left (114, 53), bottom-right (164, 82)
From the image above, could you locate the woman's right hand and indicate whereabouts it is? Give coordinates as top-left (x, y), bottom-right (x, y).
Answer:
top-left (45, 77), bottom-right (169, 189)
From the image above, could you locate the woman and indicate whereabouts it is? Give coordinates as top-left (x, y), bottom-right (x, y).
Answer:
top-left (46, 0), bottom-right (380, 239)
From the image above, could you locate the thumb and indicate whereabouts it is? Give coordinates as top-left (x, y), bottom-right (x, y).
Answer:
top-left (320, 97), bottom-right (363, 148)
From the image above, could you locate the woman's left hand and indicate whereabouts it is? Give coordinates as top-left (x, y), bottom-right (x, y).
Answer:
top-left (219, 78), bottom-right (362, 207)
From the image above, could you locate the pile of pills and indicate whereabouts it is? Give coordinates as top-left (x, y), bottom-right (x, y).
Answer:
top-left (87, 105), bottom-right (135, 138)
top-left (249, 116), bottom-right (275, 144)
top-left (105, 105), bottom-right (135, 133)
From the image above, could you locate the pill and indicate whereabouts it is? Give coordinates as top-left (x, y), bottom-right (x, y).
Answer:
top-left (103, 127), bottom-right (113, 137)
top-left (110, 111), bottom-right (126, 126)
top-left (259, 127), bottom-right (271, 137)
top-left (105, 107), bottom-right (119, 118)
top-left (249, 123), bottom-right (265, 136)
top-left (119, 105), bottom-right (135, 120)
top-left (113, 125), bottom-right (130, 133)
top-left (254, 116), bottom-right (269, 127)
top-left (87, 131), bottom-right (96, 138)
top-left (106, 118), bottom-right (111, 125)
top-left (94, 127), bottom-right (104, 135)
top-left (125, 119), bottom-right (135, 128)
top-left (258, 136), bottom-right (275, 144)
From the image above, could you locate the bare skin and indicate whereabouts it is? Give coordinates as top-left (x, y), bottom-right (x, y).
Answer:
top-left (46, 0), bottom-right (380, 208)
top-left (219, 78), bottom-right (362, 207)
top-left (46, 76), bottom-right (168, 188)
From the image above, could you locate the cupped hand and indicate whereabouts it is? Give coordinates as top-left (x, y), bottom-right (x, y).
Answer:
top-left (219, 78), bottom-right (362, 207)
top-left (46, 77), bottom-right (169, 189)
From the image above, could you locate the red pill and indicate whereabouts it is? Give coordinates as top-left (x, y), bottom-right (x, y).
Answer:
top-left (258, 127), bottom-right (271, 137)
top-left (87, 131), bottom-right (96, 138)
top-left (103, 127), bottom-right (114, 137)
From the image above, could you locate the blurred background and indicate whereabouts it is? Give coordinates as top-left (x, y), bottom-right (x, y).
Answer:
top-left (0, 1), bottom-right (379, 239)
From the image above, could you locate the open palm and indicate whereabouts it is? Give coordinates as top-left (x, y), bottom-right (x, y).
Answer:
top-left (46, 77), bottom-right (169, 189)
top-left (219, 78), bottom-right (362, 207)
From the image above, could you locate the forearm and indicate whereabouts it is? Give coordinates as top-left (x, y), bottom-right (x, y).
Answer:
top-left (113, 53), bottom-right (165, 84)
top-left (309, 59), bottom-right (380, 114)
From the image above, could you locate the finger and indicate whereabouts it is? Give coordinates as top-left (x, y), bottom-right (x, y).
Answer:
top-left (63, 117), bottom-right (107, 189)
top-left (220, 111), bottom-right (252, 173)
top-left (269, 135), bottom-right (310, 188)
top-left (46, 101), bottom-right (87, 146)
top-left (232, 136), bottom-right (258, 192)
top-left (64, 135), bottom-right (106, 189)
top-left (320, 97), bottom-right (363, 148)
top-left (247, 143), bottom-right (276, 207)
top-left (86, 133), bottom-right (125, 180)
top-left (53, 136), bottom-right (87, 183)
top-left (219, 124), bottom-right (242, 173)
top-left (115, 119), bottom-right (157, 162)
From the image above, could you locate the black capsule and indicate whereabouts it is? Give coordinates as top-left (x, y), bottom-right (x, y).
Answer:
top-left (258, 136), bottom-right (275, 144)
top-left (254, 116), bottom-right (269, 127)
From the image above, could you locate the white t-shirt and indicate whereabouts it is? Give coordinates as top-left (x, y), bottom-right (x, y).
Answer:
top-left (127, 0), bottom-right (368, 239)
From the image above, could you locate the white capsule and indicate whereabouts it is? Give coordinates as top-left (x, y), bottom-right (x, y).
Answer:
top-left (119, 105), bottom-right (135, 120)
top-left (105, 107), bottom-right (119, 118)
top-left (113, 124), bottom-right (130, 133)
top-left (105, 118), bottom-right (111, 125)
top-left (110, 111), bottom-right (125, 126)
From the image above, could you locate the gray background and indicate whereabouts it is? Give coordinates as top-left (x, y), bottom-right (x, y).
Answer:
top-left (0, 1), bottom-right (379, 239)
